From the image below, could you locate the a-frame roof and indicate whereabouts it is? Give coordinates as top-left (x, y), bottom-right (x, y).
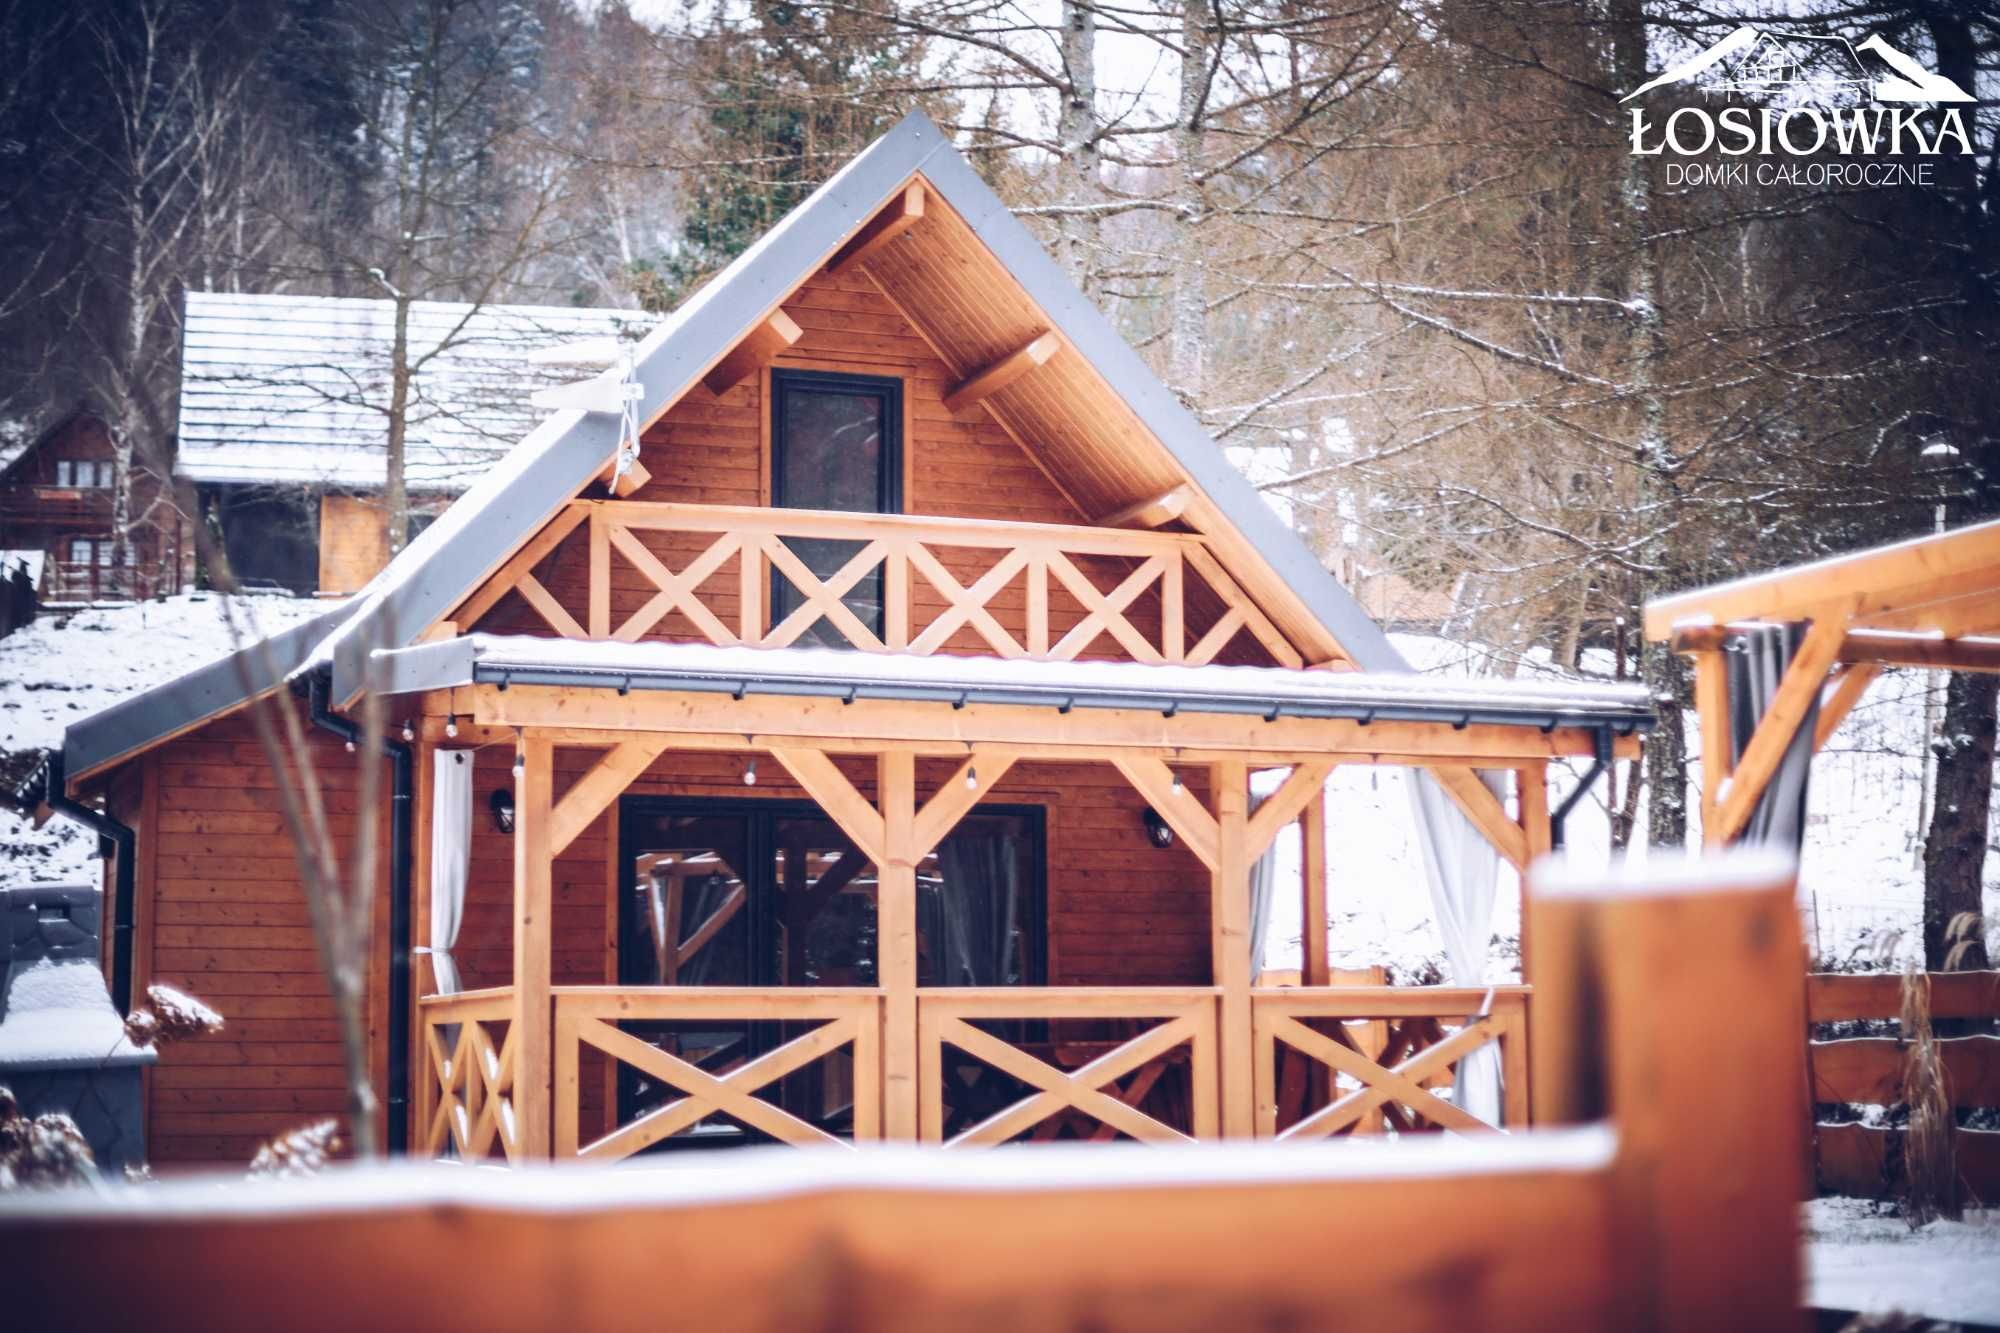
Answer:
top-left (65, 109), bottom-right (1406, 784)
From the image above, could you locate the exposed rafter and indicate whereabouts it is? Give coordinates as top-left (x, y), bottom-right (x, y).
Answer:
top-left (943, 331), bottom-right (1062, 414)
top-left (701, 309), bottom-right (803, 397)
top-left (1096, 485), bottom-right (1193, 531)
top-left (825, 182), bottom-right (926, 274)
top-left (1673, 624), bottom-right (2000, 674)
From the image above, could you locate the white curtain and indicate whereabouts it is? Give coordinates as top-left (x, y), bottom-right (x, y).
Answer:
top-left (428, 750), bottom-right (473, 996)
top-left (1247, 791), bottom-right (1279, 979)
top-left (1407, 770), bottom-right (1506, 1125)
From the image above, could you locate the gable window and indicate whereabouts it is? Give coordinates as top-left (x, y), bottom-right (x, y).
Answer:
top-left (54, 460), bottom-right (110, 489)
top-left (770, 369), bottom-right (901, 647)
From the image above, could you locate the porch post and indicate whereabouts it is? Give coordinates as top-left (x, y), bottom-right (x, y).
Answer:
top-left (1516, 761), bottom-right (1551, 987)
top-left (1300, 792), bottom-right (1329, 988)
top-left (878, 750), bottom-right (919, 1139)
top-left (409, 735), bottom-right (434, 1154)
top-left (1212, 760), bottom-right (1253, 1136)
top-left (512, 730), bottom-right (555, 1158)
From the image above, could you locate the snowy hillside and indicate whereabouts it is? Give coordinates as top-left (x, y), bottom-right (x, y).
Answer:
top-left (0, 594), bottom-right (328, 885)
top-left (0, 599), bottom-right (1990, 977)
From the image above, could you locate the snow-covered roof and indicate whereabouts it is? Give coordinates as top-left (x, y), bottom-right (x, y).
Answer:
top-left (376, 635), bottom-right (1657, 732)
top-left (175, 293), bottom-right (656, 492)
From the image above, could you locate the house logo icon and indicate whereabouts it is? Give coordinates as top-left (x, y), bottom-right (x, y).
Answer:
top-left (1623, 26), bottom-right (1974, 109)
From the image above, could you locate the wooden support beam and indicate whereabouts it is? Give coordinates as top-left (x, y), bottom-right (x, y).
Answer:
top-left (1710, 610), bottom-right (1850, 846)
top-left (549, 740), bottom-right (670, 857)
top-left (1212, 761), bottom-right (1254, 1137)
top-left (1246, 761), bottom-right (1334, 861)
top-left (1095, 485), bottom-right (1193, 532)
top-left (1517, 761), bottom-right (1551, 987)
top-left (701, 309), bottom-right (803, 397)
top-left (512, 731), bottom-right (555, 1158)
top-left (943, 331), bottom-right (1061, 414)
top-left (911, 749), bottom-right (1018, 857)
top-left (450, 503), bottom-right (588, 630)
top-left (1814, 664), bottom-right (1880, 751)
top-left (598, 454), bottom-right (651, 499)
top-left (825, 182), bottom-right (925, 275)
top-left (879, 750), bottom-right (919, 1140)
top-left (768, 748), bottom-right (887, 868)
top-left (1673, 623), bottom-right (2000, 673)
top-left (1300, 789), bottom-right (1329, 990)
top-left (1428, 766), bottom-right (1530, 870)
top-left (1692, 648), bottom-right (1730, 835)
top-left (1110, 756), bottom-right (1218, 870)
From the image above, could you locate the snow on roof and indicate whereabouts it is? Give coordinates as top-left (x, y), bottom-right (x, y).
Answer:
top-left (175, 293), bottom-right (658, 492)
top-left (0, 959), bottom-right (152, 1070)
top-left (376, 634), bottom-right (1657, 729)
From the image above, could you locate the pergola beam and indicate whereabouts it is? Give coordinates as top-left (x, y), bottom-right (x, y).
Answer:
top-left (1708, 611), bottom-right (1851, 846)
top-left (826, 181), bottom-right (926, 274)
top-left (701, 309), bottom-right (803, 397)
top-left (1671, 623), bottom-right (2000, 673)
top-left (943, 331), bottom-right (1061, 414)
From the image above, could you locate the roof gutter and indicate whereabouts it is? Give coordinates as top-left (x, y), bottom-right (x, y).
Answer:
top-left (41, 750), bottom-right (138, 1015)
top-left (307, 671), bottom-right (412, 1156)
top-left (469, 661), bottom-right (1655, 737)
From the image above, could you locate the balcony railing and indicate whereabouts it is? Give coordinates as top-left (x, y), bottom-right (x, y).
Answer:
top-left (474, 501), bottom-right (1306, 668)
top-left (0, 485), bottom-right (114, 525)
top-left (420, 983), bottom-right (1528, 1159)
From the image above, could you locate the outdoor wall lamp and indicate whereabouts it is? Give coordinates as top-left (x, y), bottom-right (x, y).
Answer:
top-left (1142, 807), bottom-right (1175, 849)
top-left (489, 788), bottom-right (516, 835)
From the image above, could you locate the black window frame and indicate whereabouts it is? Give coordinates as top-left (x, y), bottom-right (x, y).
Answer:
top-left (769, 368), bottom-right (904, 517)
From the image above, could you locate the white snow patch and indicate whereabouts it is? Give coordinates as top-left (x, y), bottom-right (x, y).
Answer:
top-left (0, 959), bottom-right (150, 1068)
top-left (1807, 1196), bottom-right (2000, 1323)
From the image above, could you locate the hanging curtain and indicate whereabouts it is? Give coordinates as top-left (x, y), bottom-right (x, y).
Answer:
top-left (1407, 769), bottom-right (1506, 1125)
top-left (1726, 622), bottom-right (1818, 848)
top-left (428, 750), bottom-right (472, 996)
top-left (934, 833), bottom-right (1021, 986)
top-left (1246, 791), bottom-right (1279, 981)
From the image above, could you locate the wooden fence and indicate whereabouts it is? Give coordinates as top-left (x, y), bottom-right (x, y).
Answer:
top-left (1807, 969), bottom-right (2000, 1200)
top-left (2, 858), bottom-right (1811, 1332)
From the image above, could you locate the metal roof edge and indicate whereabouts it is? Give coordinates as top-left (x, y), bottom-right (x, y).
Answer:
top-left (61, 598), bottom-right (361, 785)
top-left (906, 130), bottom-right (1408, 674)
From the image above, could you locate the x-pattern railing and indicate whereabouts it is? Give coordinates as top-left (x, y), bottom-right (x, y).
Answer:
top-left (551, 987), bottom-right (881, 1159)
top-left (1252, 986), bottom-right (1529, 1139)
top-left (419, 988), bottom-right (519, 1162)
top-left (917, 988), bottom-right (1218, 1146)
top-left (470, 501), bottom-right (1303, 667)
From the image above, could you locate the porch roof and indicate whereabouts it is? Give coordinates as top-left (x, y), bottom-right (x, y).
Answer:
top-left (374, 635), bottom-right (1655, 735)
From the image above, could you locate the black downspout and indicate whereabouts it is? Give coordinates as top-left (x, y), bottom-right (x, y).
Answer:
top-left (307, 671), bottom-right (413, 1155)
top-left (43, 750), bottom-right (138, 1014)
top-left (1550, 727), bottom-right (1618, 851)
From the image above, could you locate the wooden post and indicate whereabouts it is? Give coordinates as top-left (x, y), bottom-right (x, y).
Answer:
top-left (1692, 648), bottom-right (1730, 844)
top-left (1516, 762), bottom-right (1550, 987)
top-left (1212, 761), bottom-right (1253, 1136)
top-left (409, 739), bottom-right (435, 1153)
top-left (1536, 854), bottom-right (1807, 1331)
top-left (512, 731), bottom-right (555, 1158)
top-left (878, 750), bottom-right (919, 1139)
top-left (1300, 791), bottom-right (1329, 989)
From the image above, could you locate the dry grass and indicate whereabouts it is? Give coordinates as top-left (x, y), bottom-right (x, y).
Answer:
top-left (1899, 965), bottom-right (1961, 1228)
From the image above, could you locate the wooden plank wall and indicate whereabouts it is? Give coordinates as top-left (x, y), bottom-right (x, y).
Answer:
top-left (135, 715), bottom-right (388, 1166)
top-left (470, 270), bottom-right (1265, 662)
top-left (1806, 970), bottom-right (2000, 1199)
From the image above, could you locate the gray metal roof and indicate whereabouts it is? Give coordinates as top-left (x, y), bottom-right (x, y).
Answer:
top-left (376, 636), bottom-right (1657, 733)
top-left (63, 109), bottom-right (1421, 786)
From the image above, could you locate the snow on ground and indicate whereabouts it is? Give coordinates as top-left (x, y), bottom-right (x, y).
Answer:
top-left (0, 593), bottom-right (328, 886)
top-left (1808, 1196), bottom-right (2000, 1325)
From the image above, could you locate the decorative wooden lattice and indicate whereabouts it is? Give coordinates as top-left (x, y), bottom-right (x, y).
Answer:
top-left (917, 989), bottom-right (1218, 1146)
top-left (1252, 986), bottom-right (1529, 1139)
top-left (552, 987), bottom-right (881, 1159)
top-left (420, 988), bottom-right (519, 1162)
top-left (455, 501), bottom-right (1304, 667)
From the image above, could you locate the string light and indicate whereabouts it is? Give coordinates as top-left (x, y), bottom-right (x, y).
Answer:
top-left (445, 715), bottom-right (458, 739)
top-left (743, 756), bottom-right (758, 786)
top-left (1169, 769), bottom-right (1183, 795)
top-left (400, 721), bottom-right (414, 743)
top-left (344, 740), bottom-right (356, 754)
top-left (512, 746), bottom-right (525, 780)
top-left (965, 764), bottom-right (978, 791)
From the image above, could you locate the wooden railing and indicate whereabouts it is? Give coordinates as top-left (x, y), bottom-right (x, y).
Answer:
top-left (475, 500), bottom-right (1304, 667)
top-left (551, 986), bottom-right (881, 1159)
top-left (916, 988), bottom-right (1219, 1145)
top-left (1252, 985), bottom-right (1530, 1138)
top-left (418, 987), bottom-right (519, 1162)
top-left (1807, 969), bottom-right (2000, 1198)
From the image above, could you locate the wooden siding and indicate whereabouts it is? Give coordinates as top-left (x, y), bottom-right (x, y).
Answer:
top-left (138, 715), bottom-right (388, 1166)
top-left (318, 494), bottom-right (391, 596)
top-left (465, 270), bottom-right (1270, 665)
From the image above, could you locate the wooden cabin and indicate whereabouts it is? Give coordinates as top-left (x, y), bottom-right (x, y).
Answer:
top-left (0, 406), bottom-right (189, 603)
top-left (53, 112), bottom-right (1650, 1168)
